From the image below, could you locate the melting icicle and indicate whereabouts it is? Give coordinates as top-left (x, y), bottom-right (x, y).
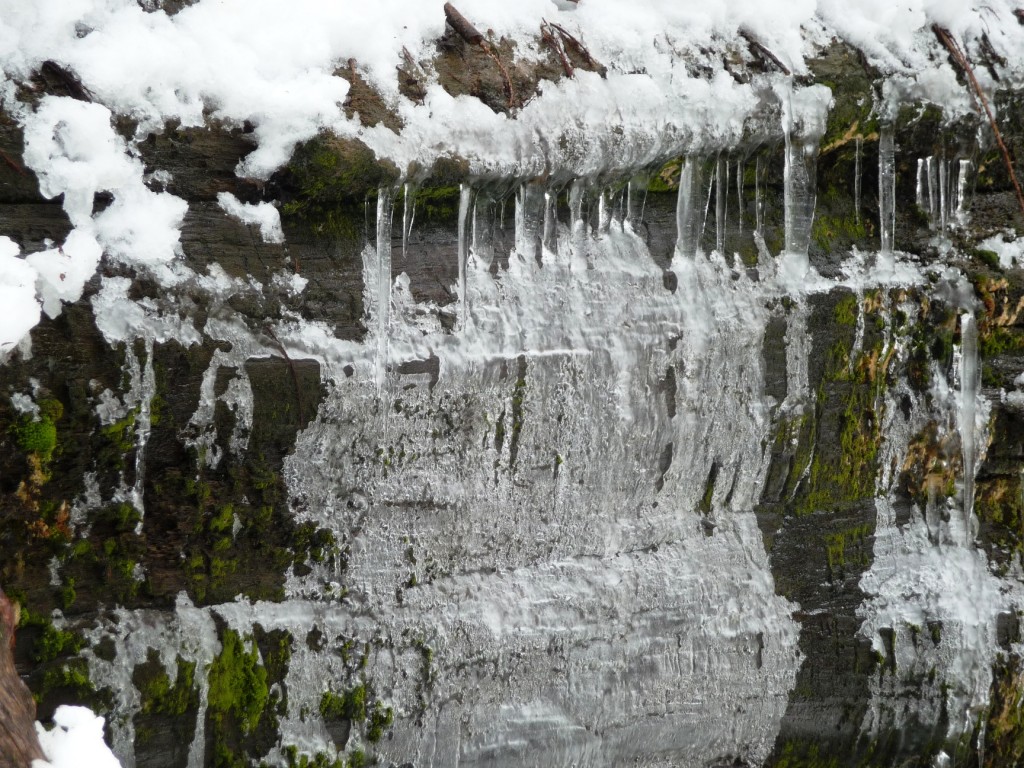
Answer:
top-left (926, 156), bottom-right (938, 224)
top-left (960, 312), bottom-right (979, 526)
top-left (374, 187), bottom-right (394, 387)
top-left (401, 181), bottom-right (418, 259)
top-left (782, 134), bottom-right (818, 270)
top-left (471, 194), bottom-right (495, 270)
top-left (715, 155), bottom-right (727, 255)
top-left (625, 173), bottom-right (648, 230)
top-left (569, 179), bottom-right (585, 237)
top-left (675, 156), bottom-right (704, 259)
top-left (754, 154), bottom-right (764, 236)
top-left (939, 158), bottom-right (948, 232)
top-left (735, 159), bottom-right (744, 237)
top-left (598, 188), bottom-right (611, 234)
top-left (878, 125), bottom-right (896, 257)
top-left (854, 137), bottom-right (863, 224)
top-left (921, 157), bottom-right (929, 210)
top-left (515, 183), bottom-right (546, 266)
top-left (542, 190), bottom-right (557, 253)
top-left (457, 184), bottom-right (472, 328)
top-left (955, 159), bottom-right (971, 226)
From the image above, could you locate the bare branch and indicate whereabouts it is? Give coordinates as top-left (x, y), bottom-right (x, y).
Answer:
top-left (933, 24), bottom-right (1024, 218)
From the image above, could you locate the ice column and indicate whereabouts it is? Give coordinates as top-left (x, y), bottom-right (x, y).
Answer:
top-left (675, 156), bottom-right (704, 259)
top-left (735, 159), bottom-right (744, 236)
top-left (375, 187), bottom-right (394, 386)
top-left (878, 125), bottom-right (896, 255)
top-left (569, 179), bottom-right (586, 238)
top-left (515, 182), bottom-right (545, 265)
top-left (471, 194), bottom-right (495, 270)
top-left (754, 154), bottom-right (764, 236)
top-left (960, 312), bottom-right (979, 524)
top-left (783, 134), bottom-right (818, 260)
top-left (401, 182), bottom-right (418, 259)
top-left (626, 173), bottom-right (648, 230)
top-left (458, 184), bottom-right (472, 328)
top-left (715, 155), bottom-right (728, 255)
top-left (854, 137), bottom-right (863, 224)
top-left (955, 159), bottom-right (972, 226)
top-left (543, 190), bottom-right (558, 253)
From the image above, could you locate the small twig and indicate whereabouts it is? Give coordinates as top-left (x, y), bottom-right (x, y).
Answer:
top-left (483, 45), bottom-right (517, 108)
top-left (738, 30), bottom-right (790, 76)
top-left (0, 148), bottom-right (25, 176)
top-left (541, 21), bottom-right (574, 77)
top-left (263, 325), bottom-right (305, 425)
top-left (934, 24), bottom-right (1024, 218)
top-left (1015, 8), bottom-right (1024, 24)
top-left (547, 21), bottom-right (603, 74)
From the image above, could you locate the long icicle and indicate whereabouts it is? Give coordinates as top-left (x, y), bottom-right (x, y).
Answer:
top-left (375, 187), bottom-right (394, 389)
top-left (458, 184), bottom-right (473, 330)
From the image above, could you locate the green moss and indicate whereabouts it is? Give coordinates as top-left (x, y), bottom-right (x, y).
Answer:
top-left (980, 326), bottom-right (1024, 359)
top-left (136, 651), bottom-right (199, 717)
top-left (773, 741), bottom-right (840, 768)
top-left (102, 409), bottom-right (137, 453)
top-left (280, 134), bottom-right (399, 235)
top-left (366, 702), bottom-right (394, 743)
top-left (32, 621), bottom-right (83, 663)
top-left (320, 683), bottom-right (367, 722)
top-left (824, 523), bottom-right (872, 578)
top-left (40, 657), bottom-right (95, 700)
top-left (832, 294), bottom-right (859, 327)
top-left (281, 748), bottom-right (344, 768)
top-left (813, 212), bottom-right (869, 254)
top-left (58, 577), bottom-right (76, 610)
top-left (973, 248), bottom-right (1002, 270)
top-left (207, 629), bottom-right (269, 736)
top-left (14, 417), bottom-right (58, 462)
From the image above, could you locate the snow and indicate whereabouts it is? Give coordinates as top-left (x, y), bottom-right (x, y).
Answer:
top-left (217, 192), bottom-right (284, 244)
top-left (0, 0), bottom-right (1022, 350)
top-left (34, 706), bottom-right (122, 768)
top-left (0, 236), bottom-right (41, 352)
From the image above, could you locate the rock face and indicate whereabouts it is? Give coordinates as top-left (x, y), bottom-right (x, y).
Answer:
top-left (4, 8), bottom-right (1024, 768)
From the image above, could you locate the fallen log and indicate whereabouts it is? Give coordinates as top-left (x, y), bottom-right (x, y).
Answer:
top-left (0, 589), bottom-right (45, 767)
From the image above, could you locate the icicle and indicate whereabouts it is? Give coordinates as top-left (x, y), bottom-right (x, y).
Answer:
top-left (675, 156), bottom-right (704, 259)
top-left (754, 154), bottom-right (764, 236)
top-left (927, 156), bottom-right (939, 226)
top-left (735, 159), bottom-right (744, 237)
top-left (939, 158), bottom-right (948, 232)
top-left (374, 187), bottom-right (394, 387)
top-left (955, 159), bottom-right (971, 226)
top-left (921, 157), bottom-right (929, 210)
top-left (457, 184), bottom-right (472, 329)
top-left (543, 190), bottom-right (557, 253)
top-left (401, 181), bottom-right (418, 259)
top-left (700, 159), bottom-right (715, 252)
top-left (783, 133), bottom-right (818, 260)
top-left (569, 179), bottom-right (585, 237)
top-left (597, 188), bottom-right (611, 234)
top-left (854, 137), bottom-right (863, 225)
top-left (471, 195), bottom-right (495, 270)
top-left (625, 173), bottom-right (648, 230)
top-left (878, 125), bottom-right (896, 256)
top-left (715, 155), bottom-right (727, 255)
top-left (515, 182), bottom-right (545, 265)
top-left (960, 312), bottom-right (979, 527)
